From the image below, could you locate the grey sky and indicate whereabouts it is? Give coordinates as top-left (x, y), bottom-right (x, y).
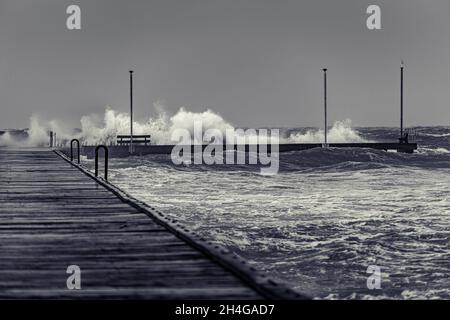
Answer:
top-left (1, 0), bottom-right (450, 129)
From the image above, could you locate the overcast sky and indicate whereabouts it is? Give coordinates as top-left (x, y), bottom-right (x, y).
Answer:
top-left (1, 0), bottom-right (450, 129)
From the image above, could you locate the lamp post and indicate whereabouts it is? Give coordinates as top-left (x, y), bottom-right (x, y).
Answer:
top-left (323, 68), bottom-right (328, 146)
top-left (400, 64), bottom-right (404, 139)
top-left (129, 70), bottom-right (134, 154)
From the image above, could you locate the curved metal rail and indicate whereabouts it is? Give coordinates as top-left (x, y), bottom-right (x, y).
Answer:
top-left (95, 145), bottom-right (109, 180)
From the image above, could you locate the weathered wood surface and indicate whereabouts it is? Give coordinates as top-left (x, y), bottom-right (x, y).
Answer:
top-left (0, 147), bottom-right (272, 299)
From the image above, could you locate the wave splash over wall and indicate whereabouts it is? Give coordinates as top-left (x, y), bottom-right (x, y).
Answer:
top-left (0, 103), bottom-right (367, 146)
top-left (287, 119), bottom-right (366, 143)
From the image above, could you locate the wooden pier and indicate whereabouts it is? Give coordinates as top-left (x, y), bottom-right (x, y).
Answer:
top-left (0, 147), bottom-right (304, 299)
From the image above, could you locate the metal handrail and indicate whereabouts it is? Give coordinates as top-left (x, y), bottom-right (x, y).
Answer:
top-left (95, 145), bottom-right (109, 180)
top-left (70, 139), bottom-right (80, 164)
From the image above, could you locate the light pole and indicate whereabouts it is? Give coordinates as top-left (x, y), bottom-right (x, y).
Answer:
top-left (400, 64), bottom-right (404, 140)
top-left (129, 70), bottom-right (134, 154)
top-left (323, 68), bottom-right (328, 146)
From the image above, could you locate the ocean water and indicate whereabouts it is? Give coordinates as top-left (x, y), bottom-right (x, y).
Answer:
top-left (86, 126), bottom-right (450, 299)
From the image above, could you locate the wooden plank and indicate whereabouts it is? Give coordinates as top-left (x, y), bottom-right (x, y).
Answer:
top-left (0, 147), bottom-right (269, 299)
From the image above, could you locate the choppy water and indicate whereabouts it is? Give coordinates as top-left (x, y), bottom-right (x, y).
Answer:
top-left (88, 127), bottom-right (450, 299)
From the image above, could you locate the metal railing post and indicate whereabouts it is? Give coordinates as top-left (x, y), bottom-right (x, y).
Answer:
top-left (49, 131), bottom-right (54, 148)
top-left (70, 139), bottom-right (80, 164)
top-left (95, 145), bottom-right (109, 180)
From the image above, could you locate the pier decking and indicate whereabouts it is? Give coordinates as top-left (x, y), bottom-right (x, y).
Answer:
top-left (0, 147), bottom-right (302, 299)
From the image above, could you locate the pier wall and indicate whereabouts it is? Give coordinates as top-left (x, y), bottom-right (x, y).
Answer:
top-left (64, 143), bottom-right (418, 159)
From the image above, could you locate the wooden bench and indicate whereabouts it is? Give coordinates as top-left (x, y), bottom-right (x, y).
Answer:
top-left (116, 135), bottom-right (151, 146)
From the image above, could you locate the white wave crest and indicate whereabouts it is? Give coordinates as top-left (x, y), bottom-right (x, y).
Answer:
top-left (1, 104), bottom-right (367, 146)
top-left (287, 119), bottom-right (367, 143)
top-left (77, 104), bottom-right (234, 145)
